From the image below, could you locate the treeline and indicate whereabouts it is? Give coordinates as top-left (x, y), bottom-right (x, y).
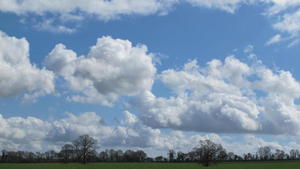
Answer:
top-left (1, 135), bottom-right (300, 166)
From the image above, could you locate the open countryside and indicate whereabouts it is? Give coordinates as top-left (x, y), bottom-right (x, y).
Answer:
top-left (1, 162), bottom-right (300, 169)
top-left (2, 1), bottom-right (300, 169)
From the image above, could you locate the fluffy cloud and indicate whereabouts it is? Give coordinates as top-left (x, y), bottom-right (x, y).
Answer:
top-left (1, 112), bottom-right (300, 156)
top-left (0, 31), bottom-right (55, 101)
top-left (45, 36), bottom-right (156, 105)
top-left (217, 134), bottom-right (300, 155)
top-left (0, 111), bottom-right (199, 152)
top-left (133, 56), bottom-right (300, 135)
top-left (0, 114), bottom-right (51, 151)
top-left (0, 0), bottom-right (177, 20)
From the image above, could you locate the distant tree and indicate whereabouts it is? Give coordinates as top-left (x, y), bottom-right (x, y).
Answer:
top-left (290, 149), bottom-right (299, 160)
top-left (1, 150), bottom-right (7, 162)
top-left (116, 150), bottom-right (124, 161)
top-left (176, 151), bottom-right (185, 162)
top-left (99, 150), bottom-right (110, 161)
top-left (108, 149), bottom-right (117, 162)
top-left (194, 139), bottom-right (226, 167)
top-left (275, 149), bottom-right (285, 160)
top-left (217, 149), bottom-right (227, 161)
top-left (73, 135), bottom-right (97, 163)
top-left (60, 144), bottom-right (75, 162)
top-left (168, 150), bottom-right (175, 162)
top-left (258, 146), bottom-right (271, 160)
top-left (243, 153), bottom-right (253, 161)
top-left (187, 151), bottom-right (197, 162)
top-left (136, 150), bottom-right (147, 162)
top-left (155, 156), bottom-right (164, 162)
top-left (226, 152), bottom-right (235, 161)
top-left (124, 150), bottom-right (134, 162)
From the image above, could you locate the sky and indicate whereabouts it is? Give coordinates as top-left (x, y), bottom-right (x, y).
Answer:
top-left (2, 0), bottom-right (300, 157)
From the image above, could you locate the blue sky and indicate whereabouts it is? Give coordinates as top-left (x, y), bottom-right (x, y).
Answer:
top-left (1, 0), bottom-right (300, 156)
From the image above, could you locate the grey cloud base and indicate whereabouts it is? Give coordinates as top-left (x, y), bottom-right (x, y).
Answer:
top-left (0, 111), bottom-right (203, 152)
top-left (1, 112), bottom-right (300, 156)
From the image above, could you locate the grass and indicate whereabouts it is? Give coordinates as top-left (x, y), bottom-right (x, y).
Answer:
top-left (0, 161), bottom-right (300, 169)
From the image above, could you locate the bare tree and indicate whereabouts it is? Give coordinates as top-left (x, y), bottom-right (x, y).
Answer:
top-left (194, 139), bottom-right (226, 167)
top-left (73, 135), bottom-right (97, 163)
top-left (290, 149), bottom-right (299, 160)
top-left (275, 149), bottom-right (285, 160)
top-left (176, 151), bottom-right (185, 162)
top-left (136, 150), bottom-right (147, 162)
top-left (258, 146), bottom-right (271, 160)
top-left (168, 150), bottom-right (175, 162)
top-left (60, 144), bottom-right (74, 162)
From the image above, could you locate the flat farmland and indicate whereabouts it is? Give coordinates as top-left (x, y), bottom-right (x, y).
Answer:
top-left (1, 162), bottom-right (300, 169)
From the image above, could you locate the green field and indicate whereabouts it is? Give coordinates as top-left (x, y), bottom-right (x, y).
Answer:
top-left (0, 162), bottom-right (300, 169)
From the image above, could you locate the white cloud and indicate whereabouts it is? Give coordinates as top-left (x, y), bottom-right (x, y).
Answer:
top-left (1, 112), bottom-right (300, 156)
top-left (134, 57), bottom-right (260, 133)
top-left (3, 0), bottom-right (300, 42)
top-left (0, 0), bottom-right (251, 19)
top-left (0, 114), bottom-right (51, 151)
top-left (33, 19), bottom-right (76, 34)
top-left (219, 134), bottom-right (300, 155)
top-left (0, 0), bottom-right (256, 33)
top-left (0, 111), bottom-right (198, 152)
top-left (244, 44), bottom-right (254, 53)
top-left (262, 0), bottom-right (300, 46)
top-left (262, 0), bottom-right (300, 15)
top-left (0, 31), bottom-right (55, 102)
top-left (185, 0), bottom-right (247, 13)
top-left (273, 10), bottom-right (300, 36)
top-left (0, 0), bottom-right (177, 20)
top-left (45, 36), bottom-right (156, 105)
top-left (266, 34), bottom-right (282, 45)
top-left (132, 56), bottom-right (300, 135)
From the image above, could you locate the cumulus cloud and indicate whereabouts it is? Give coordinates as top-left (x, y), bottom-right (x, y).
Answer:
top-left (216, 134), bottom-right (300, 155)
top-left (0, 111), bottom-right (199, 152)
top-left (0, 114), bottom-right (51, 151)
top-left (132, 56), bottom-right (300, 135)
top-left (0, 31), bottom-right (55, 102)
top-left (45, 36), bottom-right (156, 105)
top-left (1, 111), bottom-right (300, 156)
